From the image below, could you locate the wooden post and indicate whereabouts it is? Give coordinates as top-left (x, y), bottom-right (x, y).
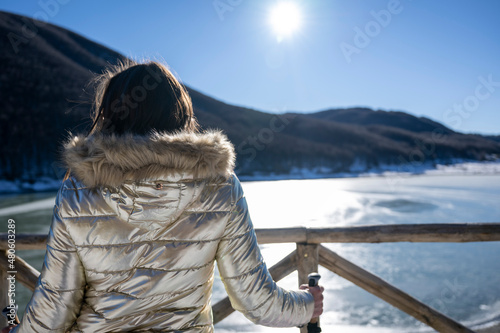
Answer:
top-left (0, 251), bottom-right (8, 328)
top-left (296, 244), bottom-right (319, 333)
top-left (296, 244), bottom-right (319, 286)
top-left (318, 245), bottom-right (475, 333)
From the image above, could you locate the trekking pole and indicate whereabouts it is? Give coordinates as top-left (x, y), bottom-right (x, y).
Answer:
top-left (307, 272), bottom-right (321, 333)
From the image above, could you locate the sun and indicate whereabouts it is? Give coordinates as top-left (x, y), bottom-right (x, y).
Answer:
top-left (269, 2), bottom-right (302, 40)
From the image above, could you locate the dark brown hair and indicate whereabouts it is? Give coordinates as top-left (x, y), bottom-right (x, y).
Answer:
top-left (89, 60), bottom-right (198, 135)
top-left (64, 60), bottom-right (198, 184)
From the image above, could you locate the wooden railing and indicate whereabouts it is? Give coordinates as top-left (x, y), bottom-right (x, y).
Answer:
top-left (1, 223), bottom-right (500, 332)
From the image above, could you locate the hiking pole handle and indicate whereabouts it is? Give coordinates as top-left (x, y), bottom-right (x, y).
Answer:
top-left (308, 273), bottom-right (321, 288)
top-left (307, 273), bottom-right (321, 333)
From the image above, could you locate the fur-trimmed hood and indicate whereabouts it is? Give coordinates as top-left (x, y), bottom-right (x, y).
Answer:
top-left (63, 130), bottom-right (235, 188)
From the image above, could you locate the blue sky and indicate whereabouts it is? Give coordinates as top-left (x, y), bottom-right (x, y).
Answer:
top-left (2, 0), bottom-right (499, 134)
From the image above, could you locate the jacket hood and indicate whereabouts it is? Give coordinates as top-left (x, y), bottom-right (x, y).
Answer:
top-left (63, 130), bottom-right (235, 188)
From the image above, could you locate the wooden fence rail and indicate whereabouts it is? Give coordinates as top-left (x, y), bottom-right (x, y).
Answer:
top-left (2, 223), bottom-right (499, 251)
top-left (2, 223), bottom-right (500, 331)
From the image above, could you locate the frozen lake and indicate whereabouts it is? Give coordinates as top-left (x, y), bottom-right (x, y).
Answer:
top-left (2, 174), bottom-right (499, 332)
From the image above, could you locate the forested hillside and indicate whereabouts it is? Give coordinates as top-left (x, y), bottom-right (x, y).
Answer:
top-left (1, 11), bottom-right (499, 192)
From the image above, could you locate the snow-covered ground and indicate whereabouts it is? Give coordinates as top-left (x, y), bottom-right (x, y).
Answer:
top-left (424, 161), bottom-right (500, 175)
top-left (238, 160), bottom-right (500, 182)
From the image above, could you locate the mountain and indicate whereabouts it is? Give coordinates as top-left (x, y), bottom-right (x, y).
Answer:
top-left (0, 11), bottom-right (127, 184)
top-left (306, 107), bottom-right (455, 134)
top-left (1, 11), bottom-right (499, 192)
top-left (484, 135), bottom-right (500, 143)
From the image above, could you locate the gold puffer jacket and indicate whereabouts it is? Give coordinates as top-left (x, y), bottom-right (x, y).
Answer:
top-left (13, 131), bottom-right (314, 332)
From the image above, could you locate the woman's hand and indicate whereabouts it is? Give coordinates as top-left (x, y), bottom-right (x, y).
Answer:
top-left (1, 325), bottom-right (17, 333)
top-left (300, 284), bottom-right (324, 318)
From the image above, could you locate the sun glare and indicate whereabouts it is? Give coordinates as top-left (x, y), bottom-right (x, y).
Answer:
top-left (269, 2), bottom-right (302, 40)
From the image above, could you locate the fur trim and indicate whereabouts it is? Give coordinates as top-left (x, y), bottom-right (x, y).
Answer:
top-left (63, 130), bottom-right (235, 187)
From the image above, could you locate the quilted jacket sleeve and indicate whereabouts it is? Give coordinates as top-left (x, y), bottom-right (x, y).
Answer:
top-left (13, 200), bottom-right (86, 333)
top-left (215, 175), bottom-right (314, 327)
